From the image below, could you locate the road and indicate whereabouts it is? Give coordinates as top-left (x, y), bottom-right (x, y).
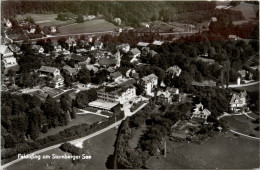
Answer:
top-left (2, 120), bottom-right (122, 170)
top-left (220, 81), bottom-right (260, 88)
top-left (2, 101), bottom-right (147, 169)
top-left (230, 130), bottom-right (260, 140)
top-left (13, 30), bottom-right (114, 43)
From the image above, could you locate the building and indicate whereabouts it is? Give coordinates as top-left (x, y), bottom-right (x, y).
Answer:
top-left (99, 51), bottom-right (121, 68)
top-left (117, 44), bottom-right (130, 53)
top-left (94, 41), bottom-right (103, 49)
top-left (137, 42), bottom-right (150, 47)
top-left (89, 79), bottom-right (137, 110)
top-left (129, 48), bottom-right (141, 63)
top-left (1, 45), bottom-right (14, 58)
top-left (50, 75), bottom-right (64, 88)
top-left (39, 66), bottom-right (60, 77)
top-left (228, 35), bottom-right (241, 41)
top-left (2, 56), bottom-right (18, 68)
top-left (166, 65), bottom-right (182, 77)
top-left (65, 38), bottom-right (76, 47)
top-left (191, 103), bottom-right (211, 120)
top-left (62, 65), bottom-right (78, 76)
top-left (86, 64), bottom-right (99, 73)
top-left (152, 40), bottom-right (164, 46)
top-left (114, 18), bottom-right (122, 25)
top-left (50, 26), bottom-right (57, 33)
top-left (110, 71), bottom-right (123, 82)
top-left (141, 74), bottom-right (158, 96)
top-left (5, 19), bottom-right (12, 28)
top-left (230, 91), bottom-right (247, 112)
top-left (156, 90), bottom-right (172, 104)
top-left (32, 45), bottom-right (44, 53)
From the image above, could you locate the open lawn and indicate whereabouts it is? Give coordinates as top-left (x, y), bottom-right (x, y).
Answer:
top-left (146, 132), bottom-right (259, 169)
top-left (225, 114), bottom-right (259, 138)
top-left (230, 2), bottom-right (258, 21)
top-left (17, 14), bottom-right (75, 27)
top-left (6, 126), bottom-right (118, 170)
top-left (39, 114), bottom-right (106, 139)
top-left (58, 19), bottom-right (118, 34)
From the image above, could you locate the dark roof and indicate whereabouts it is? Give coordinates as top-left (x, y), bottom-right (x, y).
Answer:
top-left (111, 71), bottom-right (123, 79)
top-left (39, 66), bottom-right (58, 73)
top-left (71, 54), bottom-right (88, 62)
top-left (99, 58), bottom-right (117, 66)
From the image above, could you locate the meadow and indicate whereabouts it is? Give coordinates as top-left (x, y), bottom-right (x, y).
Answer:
top-left (58, 19), bottom-right (118, 34)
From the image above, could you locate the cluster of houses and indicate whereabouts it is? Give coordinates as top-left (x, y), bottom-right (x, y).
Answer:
top-left (0, 26), bottom-right (252, 119)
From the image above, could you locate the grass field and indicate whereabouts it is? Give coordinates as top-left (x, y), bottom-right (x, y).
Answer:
top-left (146, 113), bottom-right (259, 169)
top-left (39, 114), bottom-right (106, 139)
top-left (230, 2), bottom-right (259, 21)
top-left (146, 131), bottom-right (259, 169)
top-left (17, 14), bottom-right (75, 27)
top-left (58, 19), bottom-right (118, 34)
top-left (7, 128), bottom-right (118, 170)
top-left (225, 114), bottom-right (259, 137)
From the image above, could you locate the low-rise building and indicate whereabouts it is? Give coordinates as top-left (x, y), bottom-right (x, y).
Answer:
top-left (137, 42), bottom-right (150, 47)
top-left (1, 45), bottom-right (14, 58)
top-left (62, 65), bottom-right (78, 76)
top-left (141, 74), bottom-right (158, 96)
top-left (2, 56), bottom-right (18, 68)
top-left (156, 90), bottom-right (172, 104)
top-left (166, 65), bottom-right (182, 77)
top-left (191, 103), bottom-right (211, 120)
top-left (50, 75), bottom-right (64, 88)
top-left (117, 43), bottom-right (130, 53)
top-left (230, 91), bottom-right (247, 112)
top-left (39, 66), bottom-right (60, 77)
top-left (152, 40), bottom-right (164, 46)
top-left (32, 45), bottom-right (44, 53)
top-left (110, 71), bottom-right (123, 82)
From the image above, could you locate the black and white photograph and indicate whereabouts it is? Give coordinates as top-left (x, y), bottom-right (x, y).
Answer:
top-left (0, 0), bottom-right (259, 169)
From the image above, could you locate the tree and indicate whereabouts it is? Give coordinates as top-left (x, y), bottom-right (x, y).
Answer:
top-left (28, 107), bottom-right (42, 140)
top-left (77, 67), bottom-right (90, 84)
top-left (64, 74), bottom-right (72, 87)
top-left (76, 15), bottom-right (84, 23)
top-left (43, 96), bottom-right (62, 128)
top-left (75, 89), bottom-right (97, 108)
top-left (60, 94), bottom-right (72, 112)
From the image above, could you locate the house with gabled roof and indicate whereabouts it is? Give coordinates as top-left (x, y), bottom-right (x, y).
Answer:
top-left (156, 90), bottom-right (172, 104)
top-left (50, 75), bottom-right (64, 88)
top-left (166, 65), bottom-right (182, 78)
top-left (230, 91), bottom-right (247, 112)
top-left (31, 45), bottom-right (44, 53)
top-left (38, 66), bottom-right (60, 77)
top-left (110, 71), bottom-right (123, 82)
top-left (191, 103), bottom-right (211, 122)
top-left (1, 45), bottom-right (14, 58)
top-left (62, 65), bottom-right (78, 76)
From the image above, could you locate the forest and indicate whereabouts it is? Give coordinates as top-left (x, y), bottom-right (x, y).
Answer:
top-left (1, 1), bottom-right (217, 26)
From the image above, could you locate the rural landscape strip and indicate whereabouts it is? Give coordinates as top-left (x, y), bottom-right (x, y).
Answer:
top-left (2, 119), bottom-right (123, 169)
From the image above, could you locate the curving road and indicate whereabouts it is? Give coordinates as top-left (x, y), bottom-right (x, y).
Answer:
top-left (2, 120), bottom-right (122, 170)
